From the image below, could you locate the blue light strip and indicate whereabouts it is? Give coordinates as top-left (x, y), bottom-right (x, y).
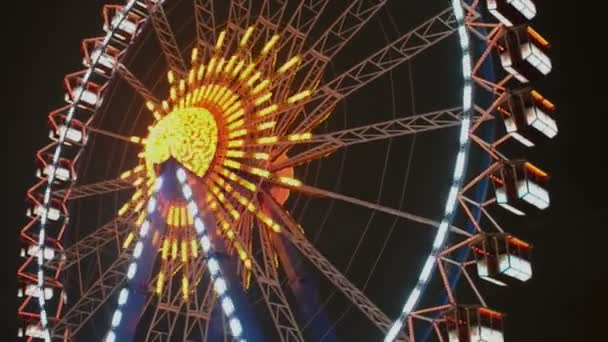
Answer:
top-left (105, 176), bottom-right (164, 342)
top-left (176, 168), bottom-right (247, 342)
top-left (384, 1), bottom-right (473, 340)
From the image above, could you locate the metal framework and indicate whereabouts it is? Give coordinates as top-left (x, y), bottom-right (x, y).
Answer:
top-left (17, 0), bottom-right (554, 341)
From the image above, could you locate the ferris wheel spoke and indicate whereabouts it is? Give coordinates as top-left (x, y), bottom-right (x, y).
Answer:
top-left (272, 107), bottom-right (470, 171)
top-left (259, 191), bottom-right (406, 339)
top-left (116, 63), bottom-right (161, 106)
top-left (194, 0), bottom-right (216, 57)
top-left (273, 182), bottom-right (468, 236)
top-left (229, 0), bottom-right (252, 29)
top-left (55, 178), bottom-right (134, 200)
top-left (52, 250), bottom-right (130, 339)
top-left (47, 215), bottom-right (135, 270)
top-left (252, 223), bottom-right (305, 342)
top-left (146, 0), bottom-right (188, 76)
top-left (273, 0), bottom-right (387, 136)
top-left (286, 7), bottom-right (458, 136)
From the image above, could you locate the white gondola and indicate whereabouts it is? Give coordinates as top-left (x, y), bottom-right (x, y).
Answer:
top-left (501, 89), bottom-right (558, 147)
top-left (493, 160), bottom-right (550, 216)
top-left (446, 307), bottom-right (505, 342)
top-left (487, 0), bottom-right (536, 27)
top-left (500, 26), bottom-right (551, 83)
top-left (475, 234), bottom-right (533, 286)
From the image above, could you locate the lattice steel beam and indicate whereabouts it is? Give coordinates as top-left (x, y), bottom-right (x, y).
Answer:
top-left (254, 224), bottom-right (305, 342)
top-left (228, 0), bottom-right (251, 29)
top-left (260, 191), bottom-right (405, 339)
top-left (146, 0), bottom-right (188, 75)
top-left (116, 62), bottom-right (161, 105)
top-left (194, 0), bottom-right (216, 57)
top-left (273, 107), bottom-right (468, 171)
top-left (292, 7), bottom-right (458, 134)
top-left (47, 216), bottom-right (134, 270)
top-left (52, 251), bottom-right (130, 339)
top-left (56, 178), bottom-right (133, 200)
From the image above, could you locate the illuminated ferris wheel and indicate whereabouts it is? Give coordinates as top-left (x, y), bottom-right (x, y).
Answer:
top-left (17, 0), bottom-right (556, 341)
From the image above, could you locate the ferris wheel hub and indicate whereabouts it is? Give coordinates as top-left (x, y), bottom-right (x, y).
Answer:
top-left (144, 106), bottom-right (219, 178)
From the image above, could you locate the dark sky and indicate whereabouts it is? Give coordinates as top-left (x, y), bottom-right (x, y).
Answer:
top-left (4, 0), bottom-right (605, 341)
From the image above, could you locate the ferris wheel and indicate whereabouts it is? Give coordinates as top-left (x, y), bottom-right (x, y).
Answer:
top-left (17, 0), bottom-right (556, 341)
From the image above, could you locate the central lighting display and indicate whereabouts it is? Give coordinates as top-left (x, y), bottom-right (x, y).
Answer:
top-left (145, 106), bottom-right (218, 177)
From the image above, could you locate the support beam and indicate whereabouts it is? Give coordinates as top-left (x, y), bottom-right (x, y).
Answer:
top-left (290, 7), bottom-right (458, 135)
top-left (55, 178), bottom-right (133, 200)
top-left (260, 191), bottom-right (406, 339)
top-left (116, 63), bottom-right (161, 105)
top-left (146, 0), bottom-right (188, 75)
top-left (52, 251), bottom-right (130, 339)
top-left (194, 0), bottom-right (216, 57)
top-left (272, 107), bottom-right (468, 171)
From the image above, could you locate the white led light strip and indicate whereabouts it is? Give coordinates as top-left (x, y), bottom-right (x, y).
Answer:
top-left (384, 0), bottom-right (473, 340)
top-left (105, 176), bottom-right (164, 342)
top-left (34, 2), bottom-right (142, 340)
top-left (176, 167), bottom-right (246, 342)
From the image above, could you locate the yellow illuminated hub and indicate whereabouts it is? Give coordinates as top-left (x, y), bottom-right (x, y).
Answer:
top-left (145, 107), bottom-right (218, 177)
top-left (118, 25), bottom-right (324, 300)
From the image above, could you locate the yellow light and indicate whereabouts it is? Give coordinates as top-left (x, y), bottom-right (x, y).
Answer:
top-left (178, 80), bottom-right (186, 95)
top-left (279, 176), bottom-right (302, 187)
top-left (278, 56), bottom-right (301, 74)
top-left (191, 239), bottom-right (199, 258)
top-left (232, 60), bottom-right (245, 78)
top-left (191, 48), bottom-right (199, 63)
top-left (250, 167), bottom-right (271, 178)
top-left (254, 92), bottom-right (273, 106)
top-left (162, 239), bottom-right (169, 260)
top-left (188, 69), bottom-right (195, 85)
top-left (256, 136), bottom-right (278, 144)
top-left (123, 232), bottom-right (135, 249)
top-left (240, 26), bottom-right (255, 47)
top-left (162, 100), bottom-right (170, 112)
top-left (215, 30), bottom-right (226, 50)
top-left (239, 63), bottom-right (256, 81)
top-left (253, 152), bottom-right (270, 160)
top-left (228, 119), bottom-right (245, 130)
top-left (153, 111), bottom-right (162, 120)
top-left (228, 129), bottom-right (248, 139)
top-left (246, 71), bottom-right (262, 87)
top-left (287, 90), bottom-right (312, 104)
top-left (197, 65), bottom-right (205, 81)
top-left (120, 170), bottom-right (132, 179)
top-left (227, 150), bottom-right (246, 158)
top-left (251, 79), bottom-right (270, 95)
top-left (257, 121), bottom-right (276, 131)
top-left (118, 203), bottom-right (129, 217)
top-left (225, 102), bottom-right (242, 117)
top-left (181, 206), bottom-right (187, 227)
top-left (136, 211), bottom-right (146, 225)
top-left (262, 35), bottom-right (280, 55)
top-left (215, 58), bottom-right (225, 75)
top-left (207, 57), bottom-right (216, 77)
top-left (131, 189), bottom-right (142, 201)
top-left (226, 109), bottom-right (245, 123)
top-left (228, 140), bottom-right (244, 148)
top-left (257, 104), bottom-right (278, 117)
top-left (156, 271), bottom-right (165, 295)
top-left (181, 240), bottom-right (188, 263)
top-left (146, 101), bottom-right (156, 112)
top-left (181, 275), bottom-right (189, 299)
top-left (288, 132), bottom-right (312, 141)
top-left (133, 200), bottom-right (144, 213)
top-left (171, 240), bottom-right (178, 260)
top-left (145, 107), bottom-right (218, 177)
top-left (167, 70), bottom-right (175, 84)
top-left (225, 55), bottom-right (237, 75)
top-left (130, 136), bottom-right (142, 144)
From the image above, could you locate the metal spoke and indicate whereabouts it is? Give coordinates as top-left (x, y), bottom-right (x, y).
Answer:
top-left (47, 216), bottom-right (134, 270)
top-left (269, 182), bottom-right (468, 236)
top-left (52, 250), bottom-right (130, 339)
top-left (194, 0), bottom-right (216, 56)
top-left (228, 0), bottom-right (251, 29)
top-left (116, 63), bottom-right (161, 105)
top-left (260, 191), bottom-right (406, 339)
top-left (253, 222), bottom-right (305, 342)
top-left (290, 7), bottom-right (459, 135)
top-left (146, 0), bottom-right (188, 75)
top-left (56, 178), bottom-right (133, 200)
top-left (272, 107), bottom-right (469, 171)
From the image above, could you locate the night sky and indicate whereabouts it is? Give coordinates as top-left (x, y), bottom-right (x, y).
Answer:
top-left (4, 0), bottom-right (605, 341)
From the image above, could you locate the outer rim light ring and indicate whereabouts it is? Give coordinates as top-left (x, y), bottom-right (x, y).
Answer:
top-left (33, 1), bottom-right (142, 340)
top-left (384, 1), bottom-right (473, 340)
